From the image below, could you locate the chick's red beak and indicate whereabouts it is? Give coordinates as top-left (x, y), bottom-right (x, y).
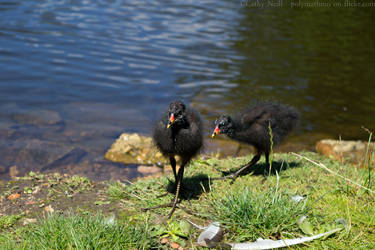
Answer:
top-left (211, 126), bottom-right (220, 138)
top-left (167, 113), bottom-right (175, 128)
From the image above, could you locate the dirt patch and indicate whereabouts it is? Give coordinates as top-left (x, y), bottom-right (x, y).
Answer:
top-left (0, 172), bottom-right (123, 224)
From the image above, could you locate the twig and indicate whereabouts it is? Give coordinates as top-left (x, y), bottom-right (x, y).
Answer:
top-left (291, 152), bottom-right (375, 194)
top-left (361, 126), bottom-right (373, 135)
top-left (185, 218), bottom-right (205, 230)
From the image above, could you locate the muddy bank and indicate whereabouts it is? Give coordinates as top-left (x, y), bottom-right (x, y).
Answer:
top-left (0, 172), bottom-right (124, 225)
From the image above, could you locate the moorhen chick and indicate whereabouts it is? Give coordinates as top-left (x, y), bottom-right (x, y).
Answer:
top-left (146, 100), bottom-right (203, 219)
top-left (211, 102), bottom-right (299, 182)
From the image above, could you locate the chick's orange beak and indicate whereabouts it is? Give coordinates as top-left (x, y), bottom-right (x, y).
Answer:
top-left (167, 113), bottom-right (175, 128)
top-left (211, 126), bottom-right (220, 138)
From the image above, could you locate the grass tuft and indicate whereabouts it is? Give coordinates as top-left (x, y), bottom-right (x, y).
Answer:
top-left (209, 186), bottom-right (307, 241)
top-left (0, 214), bottom-right (24, 231)
top-left (7, 213), bottom-right (157, 249)
top-left (107, 181), bottom-right (129, 200)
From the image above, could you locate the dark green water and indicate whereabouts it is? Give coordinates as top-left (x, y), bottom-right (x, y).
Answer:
top-left (192, 3), bottom-right (375, 142)
top-left (0, 0), bottom-right (374, 180)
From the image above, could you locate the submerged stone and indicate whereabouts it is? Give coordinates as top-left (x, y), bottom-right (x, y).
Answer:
top-left (41, 148), bottom-right (87, 172)
top-left (12, 109), bottom-right (62, 126)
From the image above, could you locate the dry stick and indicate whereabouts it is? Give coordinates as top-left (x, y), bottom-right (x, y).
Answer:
top-left (292, 152), bottom-right (375, 194)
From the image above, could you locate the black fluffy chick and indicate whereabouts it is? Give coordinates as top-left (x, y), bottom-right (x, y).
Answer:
top-left (151, 100), bottom-right (203, 218)
top-left (211, 102), bottom-right (299, 181)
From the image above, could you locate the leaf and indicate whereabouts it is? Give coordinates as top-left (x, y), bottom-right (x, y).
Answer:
top-left (94, 200), bottom-right (111, 205)
top-left (44, 205), bottom-right (55, 214)
top-left (7, 193), bottom-right (20, 200)
top-left (150, 225), bottom-right (166, 237)
top-left (297, 216), bottom-right (314, 235)
top-left (170, 233), bottom-right (180, 242)
top-left (23, 218), bottom-right (37, 225)
top-left (179, 220), bottom-right (191, 236)
top-left (195, 160), bottom-right (210, 166)
top-left (24, 187), bottom-right (33, 194)
top-left (170, 242), bottom-right (180, 249)
top-left (160, 237), bottom-right (169, 244)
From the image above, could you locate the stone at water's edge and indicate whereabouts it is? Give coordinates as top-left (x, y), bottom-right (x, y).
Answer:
top-left (104, 133), bottom-right (252, 166)
top-left (104, 132), bottom-right (309, 177)
top-left (316, 139), bottom-right (375, 167)
top-left (104, 133), bottom-right (168, 166)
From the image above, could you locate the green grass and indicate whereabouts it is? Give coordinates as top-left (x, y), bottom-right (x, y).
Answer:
top-left (104, 151), bottom-right (375, 248)
top-left (1, 151), bottom-right (375, 249)
top-left (1, 213), bottom-right (158, 249)
top-left (0, 214), bottom-right (24, 231)
top-left (208, 186), bottom-right (308, 241)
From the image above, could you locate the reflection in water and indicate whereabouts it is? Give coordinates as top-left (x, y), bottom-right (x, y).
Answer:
top-left (0, 0), bottom-right (374, 180)
top-left (192, 5), bottom-right (375, 141)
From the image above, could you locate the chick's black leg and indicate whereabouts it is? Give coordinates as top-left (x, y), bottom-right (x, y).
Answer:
top-left (265, 152), bottom-right (270, 166)
top-left (231, 153), bottom-right (261, 181)
top-left (213, 153), bottom-right (261, 183)
top-left (156, 156), bottom-right (177, 198)
top-left (167, 156), bottom-right (190, 219)
top-left (167, 163), bottom-right (185, 219)
top-left (141, 156), bottom-right (179, 210)
top-left (142, 158), bottom-right (189, 219)
top-left (265, 151), bottom-right (271, 171)
top-left (170, 156), bottom-right (177, 180)
top-left (162, 156), bottom-right (192, 194)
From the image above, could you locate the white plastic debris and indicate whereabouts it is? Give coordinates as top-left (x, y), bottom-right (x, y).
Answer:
top-left (186, 219), bottom-right (342, 249)
top-left (196, 222), bottom-right (223, 248)
top-left (229, 228), bottom-right (342, 250)
top-left (103, 214), bottom-right (116, 225)
top-left (291, 195), bottom-right (305, 203)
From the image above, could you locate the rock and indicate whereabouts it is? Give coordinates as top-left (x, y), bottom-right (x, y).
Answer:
top-left (13, 139), bottom-right (72, 173)
top-left (316, 139), bottom-right (375, 167)
top-left (12, 109), bottom-right (62, 126)
top-left (105, 133), bottom-right (168, 166)
top-left (137, 165), bottom-right (163, 175)
top-left (41, 148), bottom-right (87, 172)
top-left (0, 138), bottom-right (73, 179)
top-left (9, 165), bottom-right (19, 179)
top-left (0, 164), bottom-right (7, 174)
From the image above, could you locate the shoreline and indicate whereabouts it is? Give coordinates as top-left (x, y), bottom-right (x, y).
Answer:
top-left (1, 151), bottom-right (374, 248)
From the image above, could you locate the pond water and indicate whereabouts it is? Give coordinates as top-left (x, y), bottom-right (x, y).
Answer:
top-left (1, 0), bottom-right (375, 180)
